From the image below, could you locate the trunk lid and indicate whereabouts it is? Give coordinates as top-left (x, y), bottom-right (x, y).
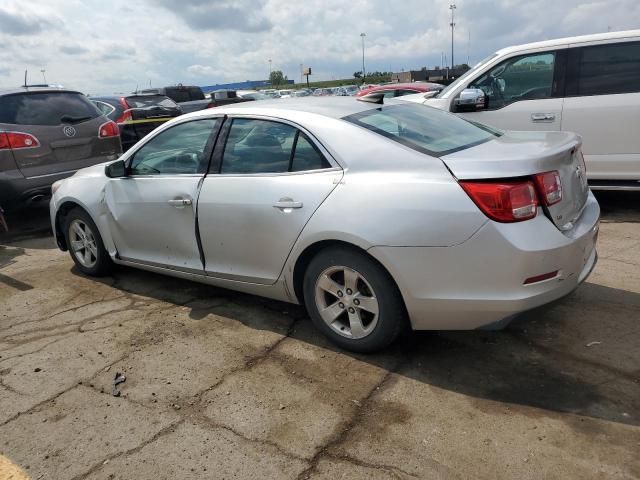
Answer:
top-left (124, 95), bottom-right (182, 139)
top-left (442, 131), bottom-right (590, 232)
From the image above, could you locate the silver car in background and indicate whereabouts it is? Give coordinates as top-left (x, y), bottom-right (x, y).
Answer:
top-left (50, 98), bottom-right (599, 352)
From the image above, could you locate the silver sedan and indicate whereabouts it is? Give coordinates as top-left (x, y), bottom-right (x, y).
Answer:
top-left (50, 98), bottom-right (600, 352)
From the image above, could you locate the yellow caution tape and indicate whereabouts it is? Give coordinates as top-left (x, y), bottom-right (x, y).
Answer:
top-left (118, 117), bottom-right (174, 126)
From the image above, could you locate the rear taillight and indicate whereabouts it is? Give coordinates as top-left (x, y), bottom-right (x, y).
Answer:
top-left (98, 121), bottom-right (119, 138)
top-left (533, 171), bottom-right (562, 206)
top-left (114, 97), bottom-right (132, 124)
top-left (0, 131), bottom-right (40, 150)
top-left (460, 180), bottom-right (538, 223)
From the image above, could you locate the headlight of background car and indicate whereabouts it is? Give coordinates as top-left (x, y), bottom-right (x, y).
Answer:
top-left (51, 180), bottom-right (64, 195)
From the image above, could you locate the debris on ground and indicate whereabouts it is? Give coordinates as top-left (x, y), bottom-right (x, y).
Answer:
top-left (586, 341), bottom-right (602, 347)
top-left (112, 372), bottom-right (126, 397)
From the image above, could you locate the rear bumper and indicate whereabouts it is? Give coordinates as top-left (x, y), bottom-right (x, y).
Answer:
top-left (370, 192), bottom-right (600, 330)
top-left (0, 169), bottom-right (66, 209)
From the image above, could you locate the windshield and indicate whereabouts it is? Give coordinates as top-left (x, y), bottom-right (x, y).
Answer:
top-left (126, 95), bottom-right (178, 109)
top-left (437, 53), bottom-right (499, 98)
top-left (343, 103), bottom-right (499, 156)
top-left (0, 91), bottom-right (100, 126)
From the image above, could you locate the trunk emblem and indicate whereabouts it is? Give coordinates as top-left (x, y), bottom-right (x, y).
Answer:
top-left (63, 126), bottom-right (77, 137)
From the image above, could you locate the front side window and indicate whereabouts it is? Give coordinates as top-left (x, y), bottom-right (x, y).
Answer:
top-left (129, 119), bottom-right (219, 175)
top-left (220, 118), bottom-right (330, 174)
top-left (344, 103), bottom-right (498, 156)
top-left (571, 41), bottom-right (640, 96)
top-left (470, 52), bottom-right (555, 109)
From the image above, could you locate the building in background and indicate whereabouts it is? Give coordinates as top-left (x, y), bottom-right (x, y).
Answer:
top-left (392, 65), bottom-right (470, 83)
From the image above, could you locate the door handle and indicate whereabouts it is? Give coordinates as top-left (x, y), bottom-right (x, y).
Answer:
top-left (168, 197), bottom-right (192, 208)
top-left (531, 113), bottom-right (555, 122)
top-left (273, 199), bottom-right (303, 210)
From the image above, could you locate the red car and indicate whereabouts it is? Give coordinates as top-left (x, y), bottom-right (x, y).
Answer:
top-left (356, 82), bottom-right (443, 98)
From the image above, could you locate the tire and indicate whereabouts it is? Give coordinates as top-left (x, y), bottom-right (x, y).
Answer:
top-left (64, 207), bottom-right (113, 277)
top-left (303, 246), bottom-right (407, 353)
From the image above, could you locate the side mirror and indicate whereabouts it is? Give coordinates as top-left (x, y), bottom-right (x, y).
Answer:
top-left (454, 88), bottom-right (486, 112)
top-left (105, 159), bottom-right (127, 178)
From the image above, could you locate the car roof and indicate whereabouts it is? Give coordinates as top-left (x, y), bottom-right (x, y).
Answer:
top-left (190, 96), bottom-right (382, 120)
top-left (496, 29), bottom-right (640, 55)
top-left (0, 87), bottom-right (82, 96)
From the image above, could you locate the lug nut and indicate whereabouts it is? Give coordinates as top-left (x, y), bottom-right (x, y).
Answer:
top-left (339, 303), bottom-right (345, 309)
top-left (337, 290), bottom-right (343, 297)
top-left (348, 307), bottom-right (355, 314)
top-left (354, 299), bottom-right (360, 306)
top-left (346, 288), bottom-right (353, 295)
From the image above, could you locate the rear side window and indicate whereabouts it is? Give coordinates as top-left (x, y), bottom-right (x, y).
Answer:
top-left (0, 92), bottom-right (101, 126)
top-left (569, 41), bottom-right (640, 96)
top-left (344, 104), bottom-right (498, 156)
top-left (220, 119), bottom-right (330, 174)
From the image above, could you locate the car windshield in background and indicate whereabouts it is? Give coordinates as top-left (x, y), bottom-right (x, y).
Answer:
top-left (0, 92), bottom-right (100, 126)
top-left (343, 103), bottom-right (499, 156)
top-left (164, 87), bottom-right (205, 102)
top-left (126, 95), bottom-right (178, 108)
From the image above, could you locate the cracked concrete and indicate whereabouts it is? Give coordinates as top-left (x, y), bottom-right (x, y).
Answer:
top-left (0, 196), bottom-right (639, 479)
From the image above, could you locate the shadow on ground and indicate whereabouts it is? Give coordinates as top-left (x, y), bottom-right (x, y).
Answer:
top-left (82, 263), bottom-right (640, 430)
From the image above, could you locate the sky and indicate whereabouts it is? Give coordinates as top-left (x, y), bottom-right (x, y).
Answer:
top-left (0, 0), bottom-right (638, 95)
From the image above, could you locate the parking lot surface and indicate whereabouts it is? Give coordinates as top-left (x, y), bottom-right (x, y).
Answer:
top-left (0, 193), bottom-right (639, 479)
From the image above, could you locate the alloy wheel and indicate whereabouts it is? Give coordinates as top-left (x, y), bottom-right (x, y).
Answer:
top-left (69, 219), bottom-right (98, 268)
top-left (314, 265), bottom-right (379, 339)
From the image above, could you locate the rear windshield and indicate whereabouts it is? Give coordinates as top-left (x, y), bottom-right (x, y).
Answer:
top-left (343, 103), bottom-right (499, 156)
top-left (164, 87), bottom-right (205, 102)
top-left (126, 95), bottom-right (179, 108)
top-left (0, 92), bottom-right (101, 126)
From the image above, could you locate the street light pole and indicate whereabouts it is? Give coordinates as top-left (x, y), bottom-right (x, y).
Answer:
top-left (268, 59), bottom-right (272, 82)
top-left (449, 4), bottom-right (456, 72)
top-left (40, 69), bottom-right (46, 84)
top-left (360, 33), bottom-right (366, 84)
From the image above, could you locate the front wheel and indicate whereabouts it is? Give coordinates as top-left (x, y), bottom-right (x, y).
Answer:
top-left (64, 207), bottom-right (112, 277)
top-left (303, 247), bottom-right (407, 353)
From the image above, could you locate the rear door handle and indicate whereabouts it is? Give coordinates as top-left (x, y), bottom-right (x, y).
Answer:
top-left (168, 197), bottom-right (192, 208)
top-left (273, 199), bottom-right (303, 210)
top-left (531, 113), bottom-right (555, 122)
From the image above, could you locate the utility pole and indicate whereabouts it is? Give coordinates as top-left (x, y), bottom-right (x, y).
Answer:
top-left (449, 4), bottom-right (456, 72)
top-left (40, 69), bottom-right (47, 84)
top-left (360, 33), bottom-right (366, 84)
top-left (268, 59), bottom-right (272, 82)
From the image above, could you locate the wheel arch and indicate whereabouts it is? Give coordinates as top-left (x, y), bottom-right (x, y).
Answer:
top-left (291, 239), bottom-right (407, 317)
top-left (54, 200), bottom-right (87, 251)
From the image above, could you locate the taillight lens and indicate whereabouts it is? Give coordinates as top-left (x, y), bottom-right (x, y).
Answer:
top-left (99, 121), bottom-right (119, 138)
top-left (114, 97), bottom-right (132, 124)
top-left (460, 180), bottom-right (538, 223)
top-left (0, 131), bottom-right (40, 150)
top-left (534, 171), bottom-right (562, 206)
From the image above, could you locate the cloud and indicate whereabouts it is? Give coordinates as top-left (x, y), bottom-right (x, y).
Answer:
top-left (187, 64), bottom-right (217, 76)
top-left (59, 45), bottom-right (90, 55)
top-left (155, 0), bottom-right (272, 33)
top-left (2, 0), bottom-right (639, 94)
top-left (0, 6), bottom-right (55, 35)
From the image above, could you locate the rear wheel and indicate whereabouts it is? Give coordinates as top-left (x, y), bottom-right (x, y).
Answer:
top-left (64, 208), bottom-right (112, 276)
top-left (303, 247), bottom-right (407, 352)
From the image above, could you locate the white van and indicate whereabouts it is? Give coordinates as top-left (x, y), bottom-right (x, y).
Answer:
top-left (402, 30), bottom-right (640, 190)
